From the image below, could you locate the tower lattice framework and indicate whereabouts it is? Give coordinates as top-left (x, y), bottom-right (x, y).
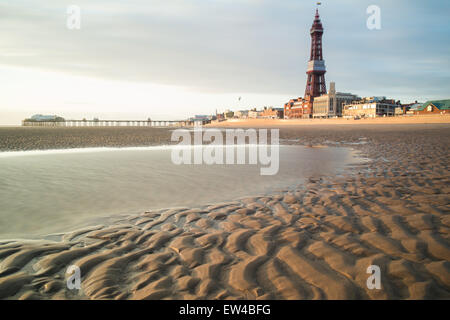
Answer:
top-left (305, 9), bottom-right (327, 99)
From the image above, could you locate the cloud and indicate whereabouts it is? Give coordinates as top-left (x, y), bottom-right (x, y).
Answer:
top-left (0, 0), bottom-right (449, 101)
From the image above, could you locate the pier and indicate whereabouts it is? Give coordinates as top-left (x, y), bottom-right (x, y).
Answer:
top-left (22, 119), bottom-right (209, 127)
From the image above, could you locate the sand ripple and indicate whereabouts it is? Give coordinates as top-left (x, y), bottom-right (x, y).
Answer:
top-left (1, 125), bottom-right (449, 299)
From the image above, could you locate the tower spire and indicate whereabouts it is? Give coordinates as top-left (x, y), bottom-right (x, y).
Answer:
top-left (304, 7), bottom-right (327, 102)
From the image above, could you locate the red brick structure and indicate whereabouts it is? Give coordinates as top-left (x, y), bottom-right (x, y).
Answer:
top-left (414, 100), bottom-right (450, 115)
top-left (284, 98), bottom-right (308, 119)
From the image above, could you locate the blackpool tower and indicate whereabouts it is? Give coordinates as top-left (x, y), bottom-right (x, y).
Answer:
top-left (304, 8), bottom-right (327, 101)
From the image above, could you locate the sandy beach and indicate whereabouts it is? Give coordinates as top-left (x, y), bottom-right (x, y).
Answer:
top-left (0, 120), bottom-right (449, 300)
top-left (0, 127), bottom-right (173, 152)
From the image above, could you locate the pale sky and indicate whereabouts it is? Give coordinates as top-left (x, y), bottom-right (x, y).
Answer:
top-left (1, 0), bottom-right (449, 125)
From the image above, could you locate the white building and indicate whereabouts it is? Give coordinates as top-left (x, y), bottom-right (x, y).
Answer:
top-left (343, 97), bottom-right (398, 118)
top-left (312, 82), bottom-right (359, 118)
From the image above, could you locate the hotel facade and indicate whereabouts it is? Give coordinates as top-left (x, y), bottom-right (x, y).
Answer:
top-left (342, 97), bottom-right (399, 118)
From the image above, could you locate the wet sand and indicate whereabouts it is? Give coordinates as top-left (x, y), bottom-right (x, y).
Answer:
top-left (0, 122), bottom-right (449, 299)
top-left (0, 127), bottom-right (173, 151)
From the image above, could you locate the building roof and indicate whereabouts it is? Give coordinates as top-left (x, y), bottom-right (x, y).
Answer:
top-left (29, 114), bottom-right (65, 122)
top-left (419, 100), bottom-right (450, 110)
top-left (31, 114), bottom-right (57, 120)
top-left (408, 103), bottom-right (423, 111)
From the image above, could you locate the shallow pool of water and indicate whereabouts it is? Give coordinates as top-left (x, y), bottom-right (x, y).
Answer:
top-left (0, 145), bottom-right (360, 238)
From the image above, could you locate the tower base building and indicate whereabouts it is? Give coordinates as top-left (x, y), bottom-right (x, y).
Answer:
top-left (312, 82), bottom-right (360, 118)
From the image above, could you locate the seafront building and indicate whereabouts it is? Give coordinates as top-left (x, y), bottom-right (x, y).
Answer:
top-left (234, 110), bottom-right (249, 119)
top-left (312, 82), bottom-right (359, 118)
top-left (260, 107), bottom-right (284, 119)
top-left (284, 98), bottom-right (307, 119)
top-left (224, 110), bottom-right (234, 119)
top-left (411, 100), bottom-right (450, 115)
top-left (400, 101), bottom-right (421, 115)
top-left (227, 107), bottom-right (284, 119)
top-left (342, 97), bottom-right (399, 118)
top-left (248, 109), bottom-right (261, 119)
top-left (395, 106), bottom-right (405, 116)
